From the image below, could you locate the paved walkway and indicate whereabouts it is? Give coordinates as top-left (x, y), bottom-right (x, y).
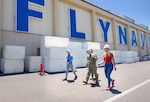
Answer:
top-left (0, 61), bottom-right (150, 102)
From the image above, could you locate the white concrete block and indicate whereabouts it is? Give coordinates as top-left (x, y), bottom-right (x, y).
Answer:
top-left (1, 59), bottom-right (24, 74)
top-left (41, 47), bottom-right (88, 59)
top-left (134, 57), bottom-right (139, 62)
top-left (70, 49), bottom-right (87, 59)
top-left (114, 57), bottom-right (121, 64)
top-left (121, 51), bottom-right (134, 58)
top-left (41, 47), bottom-right (67, 59)
top-left (94, 50), bottom-right (104, 57)
top-left (111, 51), bottom-right (121, 58)
top-left (3, 45), bottom-right (25, 59)
top-left (73, 58), bottom-right (87, 68)
top-left (41, 36), bottom-right (69, 57)
top-left (25, 56), bottom-right (42, 72)
top-left (121, 57), bottom-right (134, 64)
top-left (83, 42), bottom-right (100, 50)
top-left (41, 36), bottom-right (69, 48)
top-left (68, 41), bottom-right (83, 49)
top-left (134, 52), bottom-right (138, 57)
top-left (43, 58), bottom-right (70, 73)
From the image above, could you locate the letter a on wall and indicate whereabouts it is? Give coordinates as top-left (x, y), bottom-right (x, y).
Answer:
top-left (131, 30), bottom-right (138, 46)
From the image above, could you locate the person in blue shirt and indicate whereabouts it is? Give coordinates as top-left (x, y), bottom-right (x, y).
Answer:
top-left (63, 49), bottom-right (78, 81)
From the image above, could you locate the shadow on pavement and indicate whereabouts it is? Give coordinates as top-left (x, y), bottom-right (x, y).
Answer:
top-left (39, 73), bottom-right (47, 76)
top-left (110, 88), bottom-right (122, 94)
top-left (67, 80), bottom-right (75, 83)
top-left (90, 82), bottom-right (101, 87)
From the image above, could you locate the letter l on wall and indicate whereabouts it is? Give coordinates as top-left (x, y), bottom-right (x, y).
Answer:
top-left (70, 9), bottom-right (85, 39)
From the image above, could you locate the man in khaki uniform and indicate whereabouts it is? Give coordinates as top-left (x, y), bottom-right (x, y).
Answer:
top-left (90, 49), bottom-right (97, 80)
top-left (83, 49), bottom-right (99, 84)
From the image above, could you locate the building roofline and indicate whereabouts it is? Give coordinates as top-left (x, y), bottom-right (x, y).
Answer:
top-left (81, 0), bottom-right (150, 32)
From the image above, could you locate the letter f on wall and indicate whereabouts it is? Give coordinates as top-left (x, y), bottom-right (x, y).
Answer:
top-left (17, 0), bottom-right (44, 32)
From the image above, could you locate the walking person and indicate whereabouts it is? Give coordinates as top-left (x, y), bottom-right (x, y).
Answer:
top-left (90, 49), bottom-right (97, 81)
top-left (83, 49), bottom-right (99, 84)
top-left (98, 44), bottom-right (116, 90)
top-left (63, 49), bottom-right (78, 81)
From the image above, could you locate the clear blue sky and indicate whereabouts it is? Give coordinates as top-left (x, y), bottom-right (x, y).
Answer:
top-left (86, 0), bottom-right (150, 30)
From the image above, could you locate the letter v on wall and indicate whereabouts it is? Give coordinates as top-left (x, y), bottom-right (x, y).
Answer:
top-left (140, 33), bottom-right (146, 48)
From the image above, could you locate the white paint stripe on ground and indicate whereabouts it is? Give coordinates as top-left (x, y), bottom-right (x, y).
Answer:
top-left (104, 79), bottom-right (150, 102)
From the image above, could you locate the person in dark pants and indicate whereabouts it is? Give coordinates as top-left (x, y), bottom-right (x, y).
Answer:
top-left (63, 49), bottom-right (77, 81)
top-left (98, 44), bottom-right (116, 90)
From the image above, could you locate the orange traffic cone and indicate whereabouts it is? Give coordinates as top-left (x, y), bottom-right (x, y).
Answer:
top-left (140, 57), bottom-right (142, 62)
top-left (40, 58), bottom-right (44, 76)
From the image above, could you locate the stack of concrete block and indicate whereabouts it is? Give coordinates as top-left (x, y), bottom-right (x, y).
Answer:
top-left (24, 56), bottom-right (42, 72)
top-left (40, 37), bottom-right (103, 72)
top-left (1, 45), bottom-right (25, 74)
top-left (42, 47), bottom-right (67, 73)
top-left (41, 36), bottom-right (69, 57)
top-left (41, 36), bottom-right (70, 73)
top-left (120, 51), bottom-right (135, 63)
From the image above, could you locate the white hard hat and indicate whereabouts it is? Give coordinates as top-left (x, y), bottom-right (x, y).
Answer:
top-left (90, 49), bottom-right (93, 52)
top-left (103, 44), bottom-right (110, 49)
top-left (66, 49), bottom-right (70, 52)
top-left (86, 49), bottom-right (91, 53)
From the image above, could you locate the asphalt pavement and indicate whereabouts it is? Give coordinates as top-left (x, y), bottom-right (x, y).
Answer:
top-left (0, 61), bottom-right (150, 102)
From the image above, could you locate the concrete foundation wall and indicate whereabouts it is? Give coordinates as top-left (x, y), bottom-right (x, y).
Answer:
top-left (1, 31), bottom-right (42, 56)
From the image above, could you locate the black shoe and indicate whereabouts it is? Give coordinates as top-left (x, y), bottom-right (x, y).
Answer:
top-left (95, 81), bottom-right (99, 84)
top-left (74, 76), bottom-right (78, 80)
top-left (63, 78), bottom-right (67, 81)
